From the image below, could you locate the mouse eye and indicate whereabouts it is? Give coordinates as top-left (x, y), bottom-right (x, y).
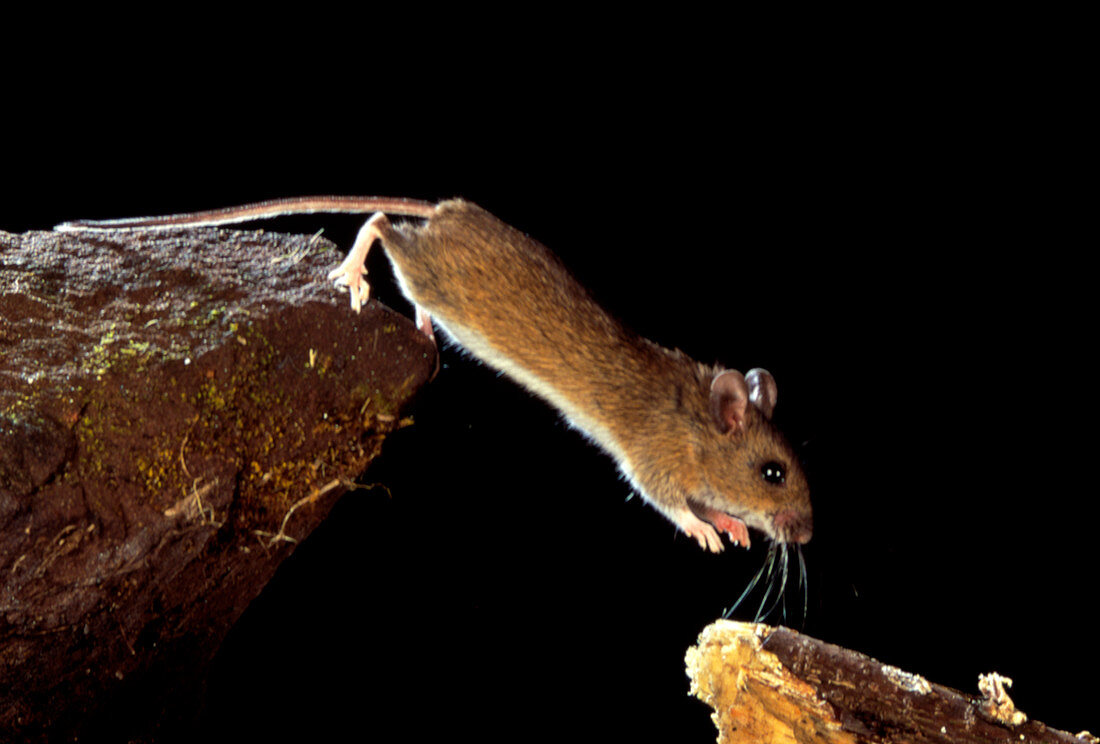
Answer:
top-left (761, 461), bottom-right (786, 485)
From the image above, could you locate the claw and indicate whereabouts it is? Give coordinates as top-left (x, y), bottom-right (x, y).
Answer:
top-left (673, 508), bottom-right (725, 553)
top-left (696, 506), bottom-right (751, 550)
top-left (327, 212), bottom-right (389, 314)
top-left (327, 255), bottom-right (369, 313)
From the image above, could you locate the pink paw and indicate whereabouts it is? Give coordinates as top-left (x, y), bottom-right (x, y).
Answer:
top-left (707, 512), bottom-right (751, 549)
top-left (673, 508), bottom-right (725, 553)
top-left (328, 212), bottom-right (390, 314)
top-left (327, 253), bottom-right (370, 312)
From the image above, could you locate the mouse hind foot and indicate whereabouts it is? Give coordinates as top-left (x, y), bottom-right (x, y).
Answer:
top-left (328, 212), bottom-right (393, 312)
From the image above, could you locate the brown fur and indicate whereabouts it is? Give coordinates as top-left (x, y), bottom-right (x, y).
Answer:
top-left (378, 200), bottom-right (811, 548)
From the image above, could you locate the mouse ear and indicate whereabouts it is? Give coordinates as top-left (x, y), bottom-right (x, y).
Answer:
top-left (746, 368), bottom-right (777, 419)
top-left (710, 370), bottom-right (750, 434)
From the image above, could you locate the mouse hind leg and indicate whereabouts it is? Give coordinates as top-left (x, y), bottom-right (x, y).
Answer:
top-left (328, 213), bottom-right (439, 350)
top-left (414, 305), bottom-right (436, 344)
top-left (414, 305), bottom-right (441, 379)
top-left (328, 212), bottom-right (393, 313)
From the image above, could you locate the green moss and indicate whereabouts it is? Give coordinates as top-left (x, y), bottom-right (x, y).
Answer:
top-left (54, 303), bottom-right (417, 535)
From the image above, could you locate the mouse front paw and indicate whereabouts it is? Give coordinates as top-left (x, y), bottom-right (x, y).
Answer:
top-left (703, 510), bottom-right (751, 550)
top-left (673, 508), bottom-right (725, 553)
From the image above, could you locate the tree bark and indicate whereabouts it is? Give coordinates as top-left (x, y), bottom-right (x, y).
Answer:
top-left (686, 620), bottom-right (1093, 744)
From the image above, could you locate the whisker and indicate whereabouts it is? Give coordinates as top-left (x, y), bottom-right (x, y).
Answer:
top-left (754, 554), bottom-right (776, 621)
top-left (754, 543), bottom-right (782, 621)
top-left (722, 543), bottom-right (772, 619)
top-left (782, 545), bottom-right (791, 624)
top-left (797, 545), bottom-right (809, 628)
top-left (724, 540), bottom-right (811, 626)
top-left (759, 543), bottom-right (790, 621)
top-left (778, 546), bottom-right (791, 618)
top-left (780, 545), bottom-right (788, 624)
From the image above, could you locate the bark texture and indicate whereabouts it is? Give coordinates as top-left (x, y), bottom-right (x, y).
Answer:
top-left (686, 620), bottom-right (1092, 744)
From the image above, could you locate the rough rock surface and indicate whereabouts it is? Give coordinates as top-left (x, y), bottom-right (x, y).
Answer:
top-left (0, 227), bottom-right (435, 740)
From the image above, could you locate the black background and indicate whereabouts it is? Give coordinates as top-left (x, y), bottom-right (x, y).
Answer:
top-left (4, 18), bottom-right (1093, 742)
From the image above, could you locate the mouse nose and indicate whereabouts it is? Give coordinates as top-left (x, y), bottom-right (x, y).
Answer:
top-left (774, 508), bottom-right (813, 544)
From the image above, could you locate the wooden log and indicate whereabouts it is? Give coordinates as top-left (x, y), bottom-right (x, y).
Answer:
top-left (686, 620), bottom-right (1093, 744)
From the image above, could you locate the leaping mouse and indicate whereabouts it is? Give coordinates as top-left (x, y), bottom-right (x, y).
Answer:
top-left (58, 196), bottom-right (813, 554)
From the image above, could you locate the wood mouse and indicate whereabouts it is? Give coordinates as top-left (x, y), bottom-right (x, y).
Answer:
top-left (57, 196), bottom-right (812, 553)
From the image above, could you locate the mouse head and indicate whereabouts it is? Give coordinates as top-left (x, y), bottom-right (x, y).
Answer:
top-left (691, 368), bottom-right (812, 545)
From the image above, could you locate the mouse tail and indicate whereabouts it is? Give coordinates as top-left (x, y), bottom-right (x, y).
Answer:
top-left (55, 196), bottom-right (438, 231)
